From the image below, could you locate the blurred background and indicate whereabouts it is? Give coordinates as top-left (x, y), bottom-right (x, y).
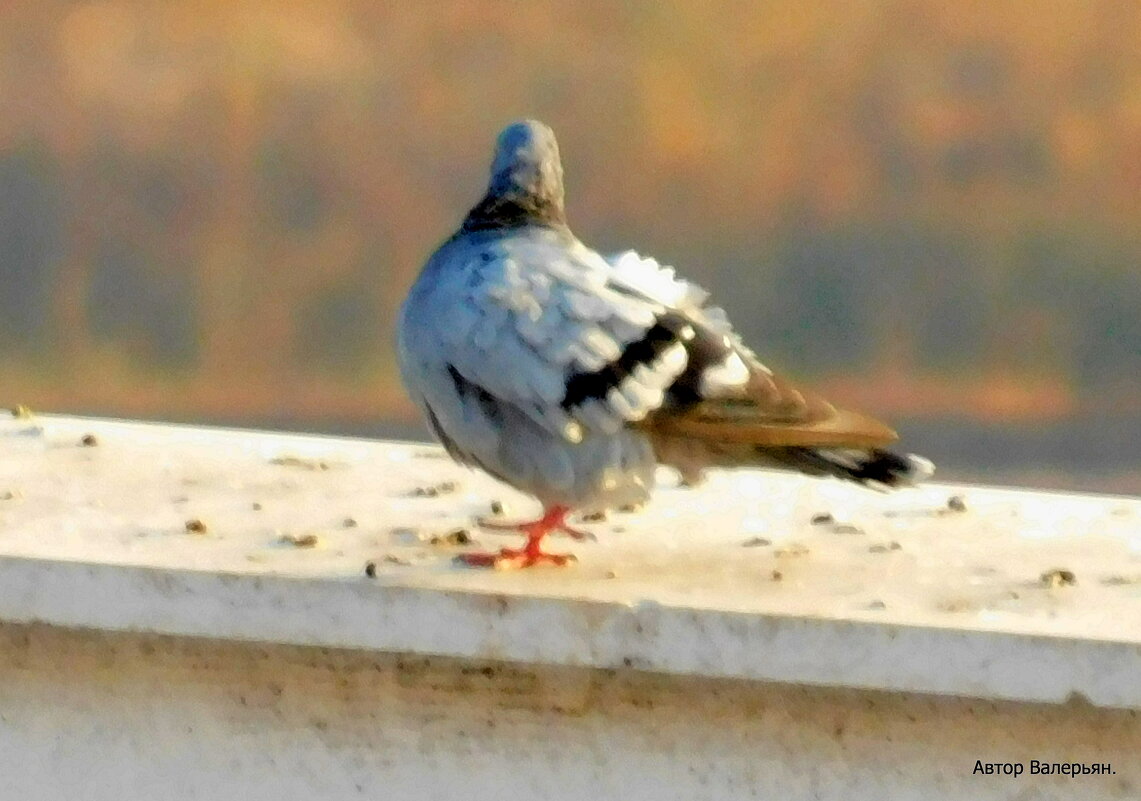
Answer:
top-left (0, 1), bottom-right (1138, 493)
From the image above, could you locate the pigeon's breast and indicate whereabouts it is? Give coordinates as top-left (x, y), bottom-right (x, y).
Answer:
top-left (493, 414), bottom-right (657, 510)
top-left (397, 229), bottom-right (659, 510)
top-left (415, 357), bottom-right (657, 511)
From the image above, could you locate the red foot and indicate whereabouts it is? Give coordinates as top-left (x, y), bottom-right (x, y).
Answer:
top-left (455, 549), bottom-right (575, 569)
top-left (478, 508), bottom-right (596, 541)
top-left (459, 506), bottom-right (585, 569)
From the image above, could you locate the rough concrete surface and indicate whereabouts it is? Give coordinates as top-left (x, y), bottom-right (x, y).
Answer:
top-left (1, 412), bottom-right (1139, 799)
top-left (0, 623), bottom-right (1137, 801)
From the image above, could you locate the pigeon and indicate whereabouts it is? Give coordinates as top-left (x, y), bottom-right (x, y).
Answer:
top-left (398, 120), bottom-right (933, 568)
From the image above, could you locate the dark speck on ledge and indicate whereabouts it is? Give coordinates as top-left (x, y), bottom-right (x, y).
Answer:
top-left (409, 481), bottom-right (459, 498)
top-left (280, 533), bottom-right (320, 548)
top-left (1041, 568), bottom-right (1077, 588)
top-left (269, 456), bottom-right (333, 471)
top-left (430, 528), bottom-right (474, 546)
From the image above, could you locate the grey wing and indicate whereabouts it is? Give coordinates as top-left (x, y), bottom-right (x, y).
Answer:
top-left (422, 239), bottom-right (721, 443)
top-left (595, 252), bottom-right (905, 488)
top-left (403, 236), bottom-right (906, 497)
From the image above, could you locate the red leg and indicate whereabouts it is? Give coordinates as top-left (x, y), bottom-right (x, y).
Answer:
top-left (556, 520), bottom-right (596, 541)
top-left (459, 506), bottom-right (583, 568)
top-left (478, 509), bottom-right (596, 541)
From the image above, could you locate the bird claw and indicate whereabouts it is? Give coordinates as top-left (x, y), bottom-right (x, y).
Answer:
top-left (558, 523), bottom-right (596, 542)
top-left (474, 517), bottom-right (524, 532)
top-left (455, 549), bottom-right (577, 570)
top-left (464, 506), bottom-right (585, 568)
top-left (474, 518), bottom-right (596, 541)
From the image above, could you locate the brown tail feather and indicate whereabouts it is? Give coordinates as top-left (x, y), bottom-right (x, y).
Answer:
top-left (641, 364), bottom-right (930, 487)
top-left (643, 404), bottom-right (898, 448)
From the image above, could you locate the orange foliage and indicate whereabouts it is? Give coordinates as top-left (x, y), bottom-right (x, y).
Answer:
top-left (0, 0), bottom-right (1137, 428)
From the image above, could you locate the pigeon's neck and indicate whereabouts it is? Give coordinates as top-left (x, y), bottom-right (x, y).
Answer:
top-left (461, 190), bottom-right (568, 233)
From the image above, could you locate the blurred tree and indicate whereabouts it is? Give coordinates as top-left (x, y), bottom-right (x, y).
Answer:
top-left (87, 242), bottom-right (198, 367)
top-left (0, 143), bottom-right (62, 351)
top-left (0, 0), bottom-right (1136, 439)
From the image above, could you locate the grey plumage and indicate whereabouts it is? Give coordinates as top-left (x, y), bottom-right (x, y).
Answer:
top-left (398, 120), bottom-right (933, 517)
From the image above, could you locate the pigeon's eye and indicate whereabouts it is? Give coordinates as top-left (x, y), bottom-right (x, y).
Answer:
top-left (480, 252), bottom-right (494, 263)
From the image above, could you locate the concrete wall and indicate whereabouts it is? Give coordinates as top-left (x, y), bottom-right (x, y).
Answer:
top-left (2, 414), bottom-right (1140, 800)
top-left (1, 622), bottom-right (1138, 801)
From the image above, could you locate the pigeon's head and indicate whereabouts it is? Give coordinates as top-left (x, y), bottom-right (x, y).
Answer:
top-left (463, 120), bottom-right (568, 231)
top-left (489, 120), bottom-right (564, 201)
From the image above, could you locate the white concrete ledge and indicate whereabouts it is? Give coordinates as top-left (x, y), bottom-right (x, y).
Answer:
top-left (1, 413), bottom-right (1139, 709)
top-left (5, 412), bottom-right (1141, 799)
